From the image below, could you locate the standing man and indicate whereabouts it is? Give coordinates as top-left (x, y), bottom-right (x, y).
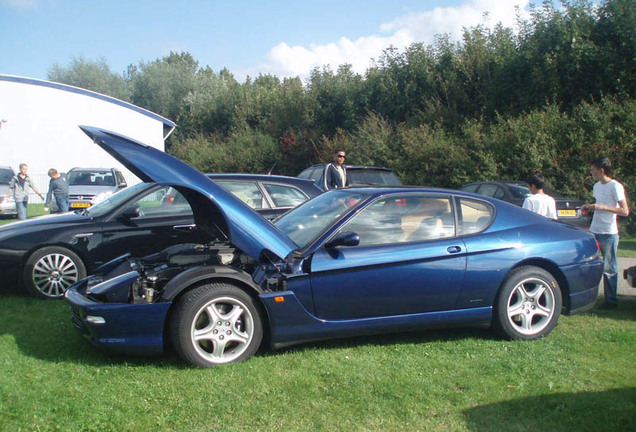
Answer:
top-left (7, 163), bottom-right (44, 220)
top-left (522, 172), bottom-right (557, 219)
top-left (582, 157), bottom-right (630, 310)
top-left (44, 168), bottom-right (70, 213)
top-left (323, 149), bottom-right (347, 190)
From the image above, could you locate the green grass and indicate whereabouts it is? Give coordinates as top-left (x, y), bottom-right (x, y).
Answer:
top-left (0, 293), bottom-right (634, 432)
top-left (619, 237), bottom-right (636, 258)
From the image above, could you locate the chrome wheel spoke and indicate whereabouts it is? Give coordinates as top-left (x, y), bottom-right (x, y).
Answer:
top-left (508, 302), bottom-right (525, 319)
top-left (205, 305), bottom-right (221, 323)
top-left (222, 305), bottom-right (245, 327)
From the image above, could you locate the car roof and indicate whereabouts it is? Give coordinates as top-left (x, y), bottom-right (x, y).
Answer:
top-left (207, 173), bottom-right (319, 185)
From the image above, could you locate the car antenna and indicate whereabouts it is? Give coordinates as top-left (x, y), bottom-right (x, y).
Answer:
top-left (267, 163), bottom-right (276, 175)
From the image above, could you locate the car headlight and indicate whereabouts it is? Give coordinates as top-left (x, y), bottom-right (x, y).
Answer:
top-left (91, 191), bottom-right (113, 205)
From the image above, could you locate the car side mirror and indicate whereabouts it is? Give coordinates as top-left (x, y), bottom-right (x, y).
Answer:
top-left (120, 205), bottom-right (140, 220)
top-left (325, 231), bottom-right (360, 249)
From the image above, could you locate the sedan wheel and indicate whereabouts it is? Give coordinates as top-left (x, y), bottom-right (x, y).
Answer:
top-left (23, 247), bottom-right (86, 299)
top-left (494, 266), bottom-right (562, 340)
top-left (170, 283), bottom-right (263, 367)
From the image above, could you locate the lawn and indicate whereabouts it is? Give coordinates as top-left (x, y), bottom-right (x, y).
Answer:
top-left (0, 293), bottom-right (634, 431)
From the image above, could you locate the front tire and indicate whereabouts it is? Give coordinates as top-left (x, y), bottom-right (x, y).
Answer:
top-left (169, 282), bottom-right (263, 367)
top-left (494, 266), bottom-right (562, 341)
top-left (23, 246), bottom-right (86, 299)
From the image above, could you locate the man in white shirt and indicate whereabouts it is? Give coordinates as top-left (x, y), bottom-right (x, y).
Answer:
top-left (522, 173), bottom-right (557, 219)
top-left (582, 157), bottom-right (630, 309)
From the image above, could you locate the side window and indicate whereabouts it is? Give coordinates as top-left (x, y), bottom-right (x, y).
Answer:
top-left (457, 198), bottom-right (493, 235)
top-left (309, 168), bottom-right (323, 182)
top-left (135, 186), bottom-right (192, 217)
top-left (493, 187), bottom-right (505, 199)
top-left (341, 195), bottom-right (455, 247)
top-left (477, 184), bottom-right (498, 198)
top-left (216, 181), bottom-right (270, 209)
top-left (461, 184), bottom-right (480, 193)
top-left (262, 183), bottom-right (308, 208)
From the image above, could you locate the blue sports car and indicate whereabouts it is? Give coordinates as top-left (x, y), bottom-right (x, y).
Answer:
top-left (66, 126), bottom-right (604, 367)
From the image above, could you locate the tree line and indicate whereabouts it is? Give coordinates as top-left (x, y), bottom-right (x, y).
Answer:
top-left (48, 0), bottom-right (635, 232)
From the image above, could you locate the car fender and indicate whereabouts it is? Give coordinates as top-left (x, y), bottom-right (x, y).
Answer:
top-left (160, 265), bottom-right (263, 301)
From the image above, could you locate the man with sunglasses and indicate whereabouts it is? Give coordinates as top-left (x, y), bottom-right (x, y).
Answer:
top-left (323, 149), bottom-right (347, 190)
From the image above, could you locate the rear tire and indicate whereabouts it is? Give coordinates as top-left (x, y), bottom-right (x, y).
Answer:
top-left (23, 246), bottom-right (86, 299)
top-left (494, 266), bottom-right (562, 341)
top-left (169, 282), bottom-right (263, 367)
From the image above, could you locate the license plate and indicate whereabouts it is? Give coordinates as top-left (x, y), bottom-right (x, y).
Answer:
top-left (558, 210), bottom-right (577, 217)
top-left (71, 202), bottom-right (91, 208)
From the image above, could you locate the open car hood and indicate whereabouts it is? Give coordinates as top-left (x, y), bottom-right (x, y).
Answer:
top-left (80, 126), bottom-right (297, 261)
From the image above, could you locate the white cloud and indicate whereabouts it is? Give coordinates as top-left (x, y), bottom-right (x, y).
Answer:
top-left (0, 0), bottom-right (38, 10)
top-left (247, 0), bottom-right (530, 81)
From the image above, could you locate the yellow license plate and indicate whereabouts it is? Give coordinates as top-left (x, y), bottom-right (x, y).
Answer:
top-left (71, 202), bottom-right (91, 208)
top-left (558, 210), bottom-right (577, 217)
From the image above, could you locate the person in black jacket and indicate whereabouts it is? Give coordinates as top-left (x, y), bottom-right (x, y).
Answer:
top-left (44, 168), bottom-right (70, 213)
top-left (323, 149), bottom-right (347, 190)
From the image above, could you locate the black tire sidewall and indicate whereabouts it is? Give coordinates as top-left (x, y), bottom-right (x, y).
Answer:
top-left (169, 282), bottom-right (264, 368)
top-left (494, 266), bottom-right (562, 341)
top-left (22, 246), bottom-right (86, 299)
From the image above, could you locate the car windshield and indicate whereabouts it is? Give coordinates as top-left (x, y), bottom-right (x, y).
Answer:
top-left (0, 169), bottom-right (14, 184)
top-left (83, 182), bottom-right (151, 217)
top-left (274, 190), bottom-right (368, 249)
top-left (347, 169), bottom-right (402, 186)
top-left (68, 171), bottom-right (115, 186)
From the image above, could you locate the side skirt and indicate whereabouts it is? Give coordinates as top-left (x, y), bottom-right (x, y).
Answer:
top-left (260, 291), bottom-right (493, 349)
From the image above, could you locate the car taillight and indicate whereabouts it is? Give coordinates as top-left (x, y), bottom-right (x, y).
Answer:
top-left (596, 239), bottom-right (601, 253)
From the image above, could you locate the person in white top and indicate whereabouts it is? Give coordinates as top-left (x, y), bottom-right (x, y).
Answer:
top-left (522, 173), bottom-right (557, 219)
top-left (581, 157), bottom-right (630, 310)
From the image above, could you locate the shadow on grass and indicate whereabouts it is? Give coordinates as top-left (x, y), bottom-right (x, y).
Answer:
top-left (463, 387), bottom-right (636, 432)
top-left (0, 293), bottom-right (185, 368)
top-left (584, 295), bottom-right (636, 322)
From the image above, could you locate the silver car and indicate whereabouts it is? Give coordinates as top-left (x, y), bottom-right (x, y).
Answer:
top-left (0, 166), bottom-right (17, 216)
top-left (67, 167), bottom-right (127, 209)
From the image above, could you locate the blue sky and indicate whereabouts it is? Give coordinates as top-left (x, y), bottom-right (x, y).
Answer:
top-left (2, 0), bottom-right (541, 82)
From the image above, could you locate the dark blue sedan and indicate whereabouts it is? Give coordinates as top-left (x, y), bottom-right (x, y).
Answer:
top-left (66, 126), bottom-right (604, 367)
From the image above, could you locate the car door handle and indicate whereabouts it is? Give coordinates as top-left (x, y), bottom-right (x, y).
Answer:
top-left (173, 224), bottom-right (196, 232)
top-left (447, 246), bottom-right (462, 254)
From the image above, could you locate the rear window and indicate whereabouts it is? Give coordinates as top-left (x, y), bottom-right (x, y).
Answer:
top-left (347, 169), bottom-right (402, 186)
top-left (0, 168), bottom-right (14, 184)
top-left (457, 198), bottom-right (494, 235)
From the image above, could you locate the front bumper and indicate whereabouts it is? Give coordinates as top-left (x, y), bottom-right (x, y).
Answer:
top-left (0, 201), bottom-right (16, 215)
top-left (66, 284), bottom-right (171, 355)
